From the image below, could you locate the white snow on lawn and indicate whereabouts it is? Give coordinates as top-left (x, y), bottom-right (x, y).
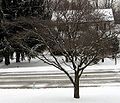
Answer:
top-left (0, 87), bottom-right (120, 103)
top-left (0, 58), bottom-right (120, 72)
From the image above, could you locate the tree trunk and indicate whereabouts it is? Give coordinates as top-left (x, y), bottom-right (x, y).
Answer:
top-left (10, 52), bottom-right (14, 60)
top-left (0, 55), bottom-right (3, 62)
top-left (74, 74), bottom-right (80, 98)
top-left (115, 56), bottom-right (117, 65)
top-left (16, 52), bottom-right (20, 62)
top-left (102, 58), bottom-right (104, 62)
top-left (65, 56), bottom-right (69, 62)
top-left (5, 54), bottom-right (10, 65)
top-left (21, 52), bottom-right (25, 61)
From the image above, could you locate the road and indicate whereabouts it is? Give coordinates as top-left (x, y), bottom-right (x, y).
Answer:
top-left (0, 69), bottom-right (120, 89)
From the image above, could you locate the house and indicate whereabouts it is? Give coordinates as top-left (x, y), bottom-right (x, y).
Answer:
top-left (51, 8), bottom-right (114, 32)
top-left (50, 8), bottom-right (115, 58)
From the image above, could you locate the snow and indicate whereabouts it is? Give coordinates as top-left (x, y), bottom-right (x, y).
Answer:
top-left (94, 9), bottom-right (114, 21)
top-left (51, 9), bottom-right (114, 22)
top-left (0, 58), bottom-right (120, 102)
top-left (0, 58), bottom-right (120, 72)
top-left (87, 58), bottom-right (120, 71)
top-left (0, 87), bottom-right (120, 103)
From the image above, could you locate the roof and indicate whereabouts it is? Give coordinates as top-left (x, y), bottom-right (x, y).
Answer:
top-left (94, 9), bottom-right (114, 21)
top-left (51, 9), bottom-right (114, 22)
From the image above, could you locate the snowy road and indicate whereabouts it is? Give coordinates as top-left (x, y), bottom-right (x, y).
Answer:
top-left (0, 69), bottom-right (120, 88)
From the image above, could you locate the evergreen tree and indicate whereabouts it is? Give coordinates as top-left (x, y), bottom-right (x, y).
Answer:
top-left (1, 0), bottom-right (51, 19)
top-left (0, 0), bottom-right (52, 65)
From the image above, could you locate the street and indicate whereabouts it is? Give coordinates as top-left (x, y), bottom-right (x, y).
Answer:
top-left (0, 69), bottom-right (120, 89)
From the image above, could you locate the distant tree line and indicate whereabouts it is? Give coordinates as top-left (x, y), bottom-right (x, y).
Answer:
top-left (0, 0), bottom-right (52, 65)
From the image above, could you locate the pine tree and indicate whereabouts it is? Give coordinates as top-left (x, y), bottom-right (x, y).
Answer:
top-left (1, 0), bottom-right (48, 19)
top-left (0, 0), bottom-right (51, 64)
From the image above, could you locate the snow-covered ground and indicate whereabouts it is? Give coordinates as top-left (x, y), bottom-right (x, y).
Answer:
top-left (0, 58), bottom-right (120, 103)
top-left (0, 87), bottom-right (120, 103)
top-left (0, 57), bottom-right (120, 72)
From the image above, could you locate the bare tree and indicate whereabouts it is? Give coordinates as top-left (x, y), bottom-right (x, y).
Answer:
top-left (20, 0), bottom-right (118, 99)
top-left (102, 0), bottom-right (116, 8)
